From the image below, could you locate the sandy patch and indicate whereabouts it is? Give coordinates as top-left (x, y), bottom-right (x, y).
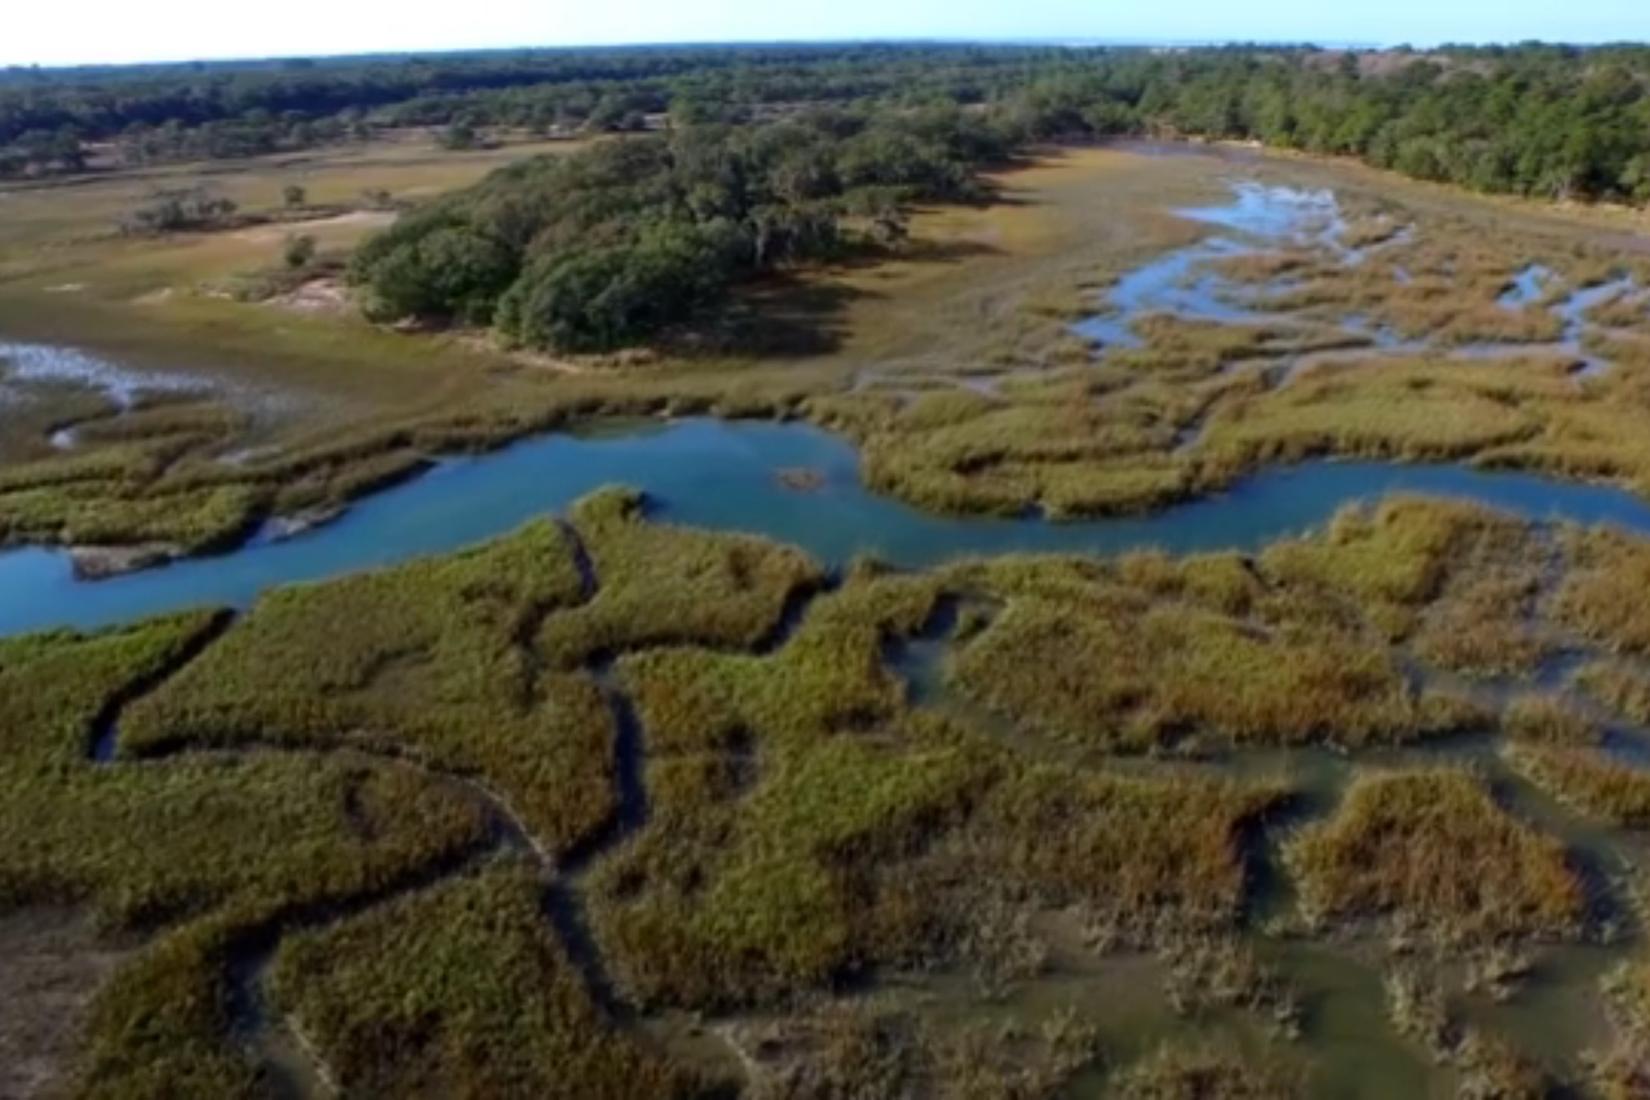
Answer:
top-left (271, 277), bottom-right (351, 315)
top-left (233, 209), bottom-right (395, 246)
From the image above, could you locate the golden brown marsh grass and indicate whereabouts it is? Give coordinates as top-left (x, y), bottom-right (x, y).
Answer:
top-left (1110, 1041), bottom-right (1305, 1099)
top-left (1286, 770), bottom-right (1589, 946)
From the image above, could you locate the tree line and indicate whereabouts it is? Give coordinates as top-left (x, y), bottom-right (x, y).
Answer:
top-left (8, 43), bottom-right (1650, 206)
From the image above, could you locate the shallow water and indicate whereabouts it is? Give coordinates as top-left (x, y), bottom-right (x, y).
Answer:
top-left (1498, 264), bottom-right (1554, 311)
top-left (7, 417), bottom-right (1650, 637)
top-left (1072, 183), bottom-right (1327, 350)
top-left (0, 340), bottom-right (211, 409)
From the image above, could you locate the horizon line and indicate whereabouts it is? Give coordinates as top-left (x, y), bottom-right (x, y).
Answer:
top-left (4, 34), bottom-right (1636, 74)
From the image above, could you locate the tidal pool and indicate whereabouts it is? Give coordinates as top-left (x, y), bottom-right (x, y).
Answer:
top-left (6, 417), bottom-right (1650, 637)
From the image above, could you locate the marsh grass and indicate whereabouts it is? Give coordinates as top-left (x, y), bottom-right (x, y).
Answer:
top-left (731, 1000), bottom-right (1099, 1100)
top-left (120, 518), bottom-right (616, 853)
top-left (587, 571), bottom-right (990, 1006)
top-left (1109, 1040), bottom-right (1305, 1099)
top-left (0, 618), bottom-right (497, 1096)
top-left (15, 483), bottom-right (1650, 1090)
top-left (1574, 660), bottom-right (1650, 726)
top-left (1506, 742), bottom-right (1650, 829)
top-left (1502, 695), bottom-right (1650, 830)
top-left (1258, 496), bottom-right (1541, 639)
top-left (1557, 528), bottom-right (1650, 657)
top-left (941, 513), bottom-right (1498, 753)
top-left (271, 860), bottom-right (716, 1099)
top-left (586, 560), bottom-right (1284, 1007)
top-left (538, 486), bottom-right (823, 667)
top-left (1285, 770), bottom-right (1589, 947)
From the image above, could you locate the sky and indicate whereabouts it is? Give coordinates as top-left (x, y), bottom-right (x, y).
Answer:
top-left (5, 0), bottom-right (1649, 68)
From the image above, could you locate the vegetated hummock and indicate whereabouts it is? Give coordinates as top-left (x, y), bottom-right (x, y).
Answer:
top-left (1285, 769), bottom-right (1588, 946)
top-left (12, 489), bottom-right (1650, 1095)
top-left (941, 497), bottom-right (1522, 752)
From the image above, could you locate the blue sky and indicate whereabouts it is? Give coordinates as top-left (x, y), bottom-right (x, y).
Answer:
top-left (5, 0), bottom-right (1649, 67)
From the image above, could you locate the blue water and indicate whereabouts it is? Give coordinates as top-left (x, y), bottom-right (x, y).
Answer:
top-left (1072, 182), bottom-right (1343, 351)
top-left (5, 417), bottom-right (1650, 637)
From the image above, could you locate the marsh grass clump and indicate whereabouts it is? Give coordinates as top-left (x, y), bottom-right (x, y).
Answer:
top-left (1454, 1029), bottom-right (1551, 1100)
top-left (588, 573), bottom-right (991, 1006)
top-left (1109, 1040), bottom-right (1305, 1100)
top-left (120, 518), bottom-right (616, 853)
top-left (1197, 359), bottom-right (1547, 473)
top-left (1505, 741), bottom-right (1650, 830)
top-left (1259, 496), bottom-right (1543, 643)
top-left (1557, 528), bottom-right (1650, 658)
top-left (732, 1000), bottom-right (1099, 1100)
top-left (813, 382), bottom-right (1207, 520)
top-left (962, 764), bottom-right (1285, 950)
top-left (1383, 962), bottom-right (1455, 1056)
top-left (1159, 935), bottom-right (1301, 1038)
top-left (1503, 695), bottom-right (1599, 746)
top-left (0, 479), bottom-right (265, 553)
top-left (1575, 660), bottom-right (1650, 726)
top-left (944, 539), bottom-right (1474, 753)
top-left (950, 595), bottom-right (1445, 751)
top-left (538, 486), bottom-right (823, 667)
top-left (271, 860), bottom-right (716, 1099)
top-left (1285, 770), bottom-right (1589, 947)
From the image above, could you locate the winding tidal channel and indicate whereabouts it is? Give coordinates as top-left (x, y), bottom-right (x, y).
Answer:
top-left (5, 416), bottom-right (1650, 636)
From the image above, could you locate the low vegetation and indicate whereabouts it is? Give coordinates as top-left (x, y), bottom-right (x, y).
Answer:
top-left (1109, 1041), bottom-right (1304, 1100)
top-left (119, 519), bottom-right (613, 854)
top-left (538, 486), bottom-right (823, 667)
top-left (729, 1001), bottom-right (1099, 1099)
top-left (15, 484), bottom-right (1650, 1092)
top-left (0, 617), bottom-right (496, 1095)
top-left (941, 502), bottom-right (1517, 753)
top-left (271, 861), bottom-right (716, 1098)
top-left (1285, 770), bottom-right (1589, 946)
top-left (1558, 528), bottom-right (1650, 657)
top-left (1502, 697), bottom-right (1650, 828)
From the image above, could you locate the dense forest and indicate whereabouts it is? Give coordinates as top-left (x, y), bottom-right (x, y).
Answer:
top-left (350, 105), bottom-right (1004, 350)
top-left (8, 42), bottom-right (1650, 206)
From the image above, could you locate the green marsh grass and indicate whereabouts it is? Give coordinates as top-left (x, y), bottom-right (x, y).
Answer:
top-left (271, 860), bottom-right (716, 1099)
top-left (731, 1000), bottom-right (1099, 1100)
top-left (539, 486), bottom-right (823, 667)
top-left (1557, 528), bottom-right (1650, 657)
top-left (942, 521), bottom-right (1489, 752)
top-left (0, 618), bottom-right (496, 1096)
top-left (120, 519), bottom-right (615, 853)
